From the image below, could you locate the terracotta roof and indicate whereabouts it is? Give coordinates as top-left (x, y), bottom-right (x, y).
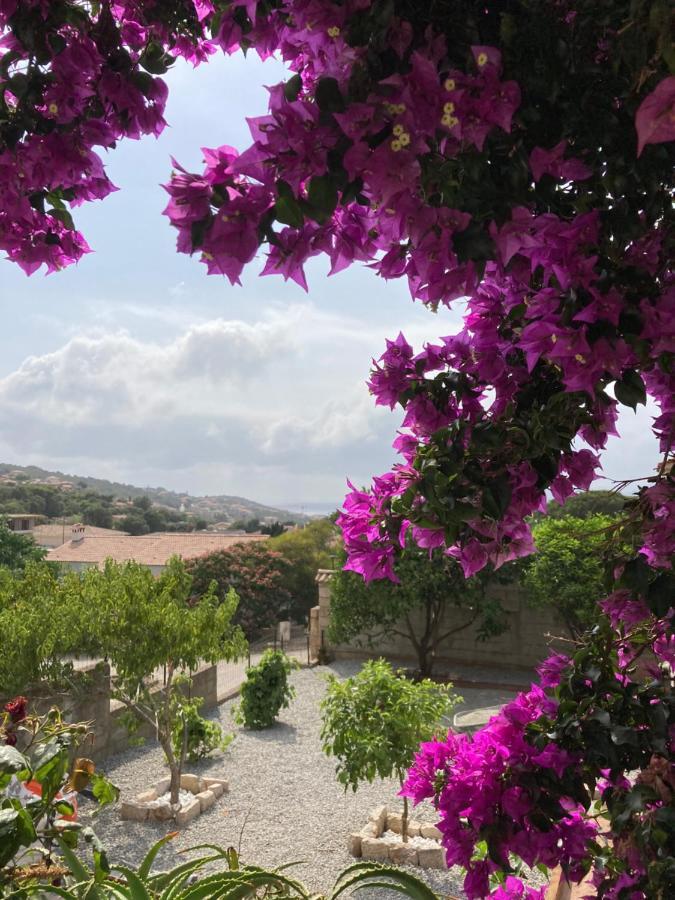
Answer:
top-left (34, 523), bottom-right (126, 537)
top-left (47, 532), bottom-right (268, 567)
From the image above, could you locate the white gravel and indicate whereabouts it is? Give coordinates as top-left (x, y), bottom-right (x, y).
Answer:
top-left (82, 661), bottom-right (543, 898)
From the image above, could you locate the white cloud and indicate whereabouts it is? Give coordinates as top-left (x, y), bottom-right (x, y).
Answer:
top-left (0, 299), bottom-right (661, 505)
top-left (0, 302), bottom-right (433, 502)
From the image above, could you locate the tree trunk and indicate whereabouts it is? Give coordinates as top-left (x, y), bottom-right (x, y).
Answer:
top-left (168, 754), bottom-right (181, 807)
top-left (417, 642), bottom-right (434, 679)
top-left (161, 662), bottom-right (182, 807)
top-left (400, 776), bottom-right (409, 843)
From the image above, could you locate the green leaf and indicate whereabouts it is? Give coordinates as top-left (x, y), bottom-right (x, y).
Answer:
top-left (139, 42), bottom-right (172, 75)
top-left (275, 180), bottom-right (304, 229)
top-left (190, 218), bottom-right (210, 252)
top-left (0, 745), bottom-right (30, 778)
top-left (112, 866), bottom-right (152, 900)
top-left (137, 832), bottom-right (179, 880)
top-left (613, 370), bottom-right (646, 410)
top-left (305, 175), bottom-right (338, 224)
top-left (90, 772), bottom-right (120, 808)
top-left (610, 725), bottom-right (639, 746)
top-left (50, 207), bottom-right (75, 230)
top-left (283, 74), bottom-right (303, 102)
top-left (315, 77), bottom-right (345, 113)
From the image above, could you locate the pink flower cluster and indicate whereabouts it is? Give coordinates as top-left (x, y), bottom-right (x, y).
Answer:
top-left (402, 683), bottom-right (594, 899)
top-left (0, 0), bottom-right (215, 273)
top-left (158, 4), bottom-right (675, 588)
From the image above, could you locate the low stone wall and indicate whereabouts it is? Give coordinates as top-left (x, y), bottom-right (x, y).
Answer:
top-left (12, 662), bottom-right (219, 762)
top-left (120, 773), bottom-right (228, 824)
top-left (311, 572), bottom-right (570, 673)
top-left (350, 805), bottom-right (447, 870)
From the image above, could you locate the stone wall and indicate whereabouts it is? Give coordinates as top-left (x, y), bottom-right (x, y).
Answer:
top-left (310, 570), bottom-right (570, 674)
top-left (13, 661), bottom-right (219, 762)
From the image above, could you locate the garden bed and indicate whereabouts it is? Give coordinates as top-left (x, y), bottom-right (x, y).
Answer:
top-left (120, 773), bottom-right (228, 824)
top-left (350, 805), bottom-right (446, 869)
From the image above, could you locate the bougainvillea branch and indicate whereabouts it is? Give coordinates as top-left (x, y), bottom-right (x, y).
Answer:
top-left (1, 2), bottom-right (673, 898)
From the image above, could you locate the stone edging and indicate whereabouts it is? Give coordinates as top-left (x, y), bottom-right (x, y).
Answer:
top-left (349, 805), bottom-right (446, 869)
top-left (120, 773), bottom-right (229, 825)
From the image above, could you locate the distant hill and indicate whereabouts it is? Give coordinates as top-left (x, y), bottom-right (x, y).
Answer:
top-left (0, 463), bottom-right (310, 525)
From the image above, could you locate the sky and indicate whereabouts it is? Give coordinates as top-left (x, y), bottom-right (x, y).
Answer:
top-left (0, 52), bottom-right (660, 511)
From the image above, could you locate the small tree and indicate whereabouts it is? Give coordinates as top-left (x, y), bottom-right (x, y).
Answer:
top-left (524, 514), bottom-right (615, 638)
top-left (82, 557), bottom-right (246, 805)
top-left (329, 547), bottom-right (508, 677)
top-left (185, 542), bottom-right (292, 639)
top-left (320, 659), bottom-right (458, 841)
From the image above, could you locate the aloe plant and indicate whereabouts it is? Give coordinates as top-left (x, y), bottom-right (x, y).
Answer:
top-left (12, 836), bottom-right (442, 900)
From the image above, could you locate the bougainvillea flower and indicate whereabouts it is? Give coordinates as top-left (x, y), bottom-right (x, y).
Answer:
top-left (635, 76), bottom-right (675, 155)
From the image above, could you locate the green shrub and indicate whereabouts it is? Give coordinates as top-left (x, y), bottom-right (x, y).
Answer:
top-left (235, 649), bottom-right (296, 729)
top-left (171, 696), bottom-right (234, 762)
top-left (321, 659), bottom-right (459, 840)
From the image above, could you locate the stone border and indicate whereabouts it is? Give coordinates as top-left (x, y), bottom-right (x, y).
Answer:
top-left (120, 773), bottom-right (229, 825)
top-left (348, 805), bottom-right (446, 869)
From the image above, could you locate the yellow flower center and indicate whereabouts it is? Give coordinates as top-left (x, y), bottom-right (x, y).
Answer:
top-left (390, 138), bottom-right (402, 152)
top-left (327, 26), bottom-right (340, 37)
top-left (48, 102), bottom-right (59, 115)
top-left (551, 334), bottom-right (557, 343)
top-left (477, 52), bottom-right (488, 67)
top-left (443, 101), bottom-right (455, 114)
top-left (398, 131), bottom-right (410, 146)
top-left (575, 354), bottom-right (586, 363)
top-left (393, 123), bottom-right (404, 136)
top-left (441, 113), bottom-right (459, 128)
top-left (444, 78), bottom-right (456, 91)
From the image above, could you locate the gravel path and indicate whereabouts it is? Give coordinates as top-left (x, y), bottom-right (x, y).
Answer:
top-left (84, 662), bottom-right (528, 897)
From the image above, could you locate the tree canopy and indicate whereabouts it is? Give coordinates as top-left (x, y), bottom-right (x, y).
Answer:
top-left (0, 519), bottom-right (46, 574)
top-left (185, 541), bottom-right (292, 638)
top-left (524, 514), bottom-right (614, 638)
top-left (269, 518), bottom-right (338, 621)
top-left (329, 546), bottom-right (509, 676)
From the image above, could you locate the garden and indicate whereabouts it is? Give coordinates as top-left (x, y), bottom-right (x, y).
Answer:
top-left (1, 0), bottom-right (673, 898)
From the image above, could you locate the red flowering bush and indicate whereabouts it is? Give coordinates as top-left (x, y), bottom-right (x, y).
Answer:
top-left (1, 2), bottom-right (673, 897)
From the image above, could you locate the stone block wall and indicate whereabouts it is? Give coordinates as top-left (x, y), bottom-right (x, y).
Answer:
top-left (10, 661), bottom-right (219, 762)
top-left (310, 572), bottom-right (570, 673)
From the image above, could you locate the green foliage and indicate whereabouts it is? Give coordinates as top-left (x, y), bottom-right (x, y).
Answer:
top-left (0, 520), bottom-right (46, 574)
top-left (524, 515), bottom-right (615, 637)
top-left (171, 695), bottom-right (233, 763)
top-left (0, 704), bottom-right (118, 891)
top-left (269, 519), bottom-right (338, 621)
top-left (235, 650), bottom-right (296, 730)
top-left (541, 490), bottom-right (630, 520)
top-left (329, 546), bottom-right (509, 676)
top-left (0, 564), bottom-right (92, 695)
top-left (320, 660), bottom-right (457, 809)
top-left (10, 835), bottom-right (441, 900)
top-left (185, 543), bottom-right (293, 638)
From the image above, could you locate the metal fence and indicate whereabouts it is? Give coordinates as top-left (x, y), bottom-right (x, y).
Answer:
top-left (65, 623), bottom-right (311, 705)
top-left (217, 624), bottom-right (310, 701)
